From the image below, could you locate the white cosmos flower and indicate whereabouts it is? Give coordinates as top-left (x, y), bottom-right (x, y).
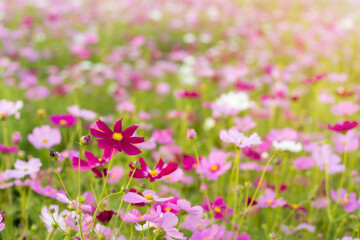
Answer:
top-left (273, 140), bottom-right (302, 152)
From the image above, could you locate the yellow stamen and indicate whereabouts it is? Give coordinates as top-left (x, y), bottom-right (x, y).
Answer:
top-left (165, 207), bottom-right (171, 212)
top-left (204, 238), bottom-right (210, 240)
top-left (24, 168), bottom-right (28, 172)
top-left (214, 207), bottom-right (221, 213)
top-left (62, 152), bottom-right (69, 158)
top-left (0, 113), bottom-right (5, 118)
top-left (98, 158), bottom-right (102, 162)
top-left (112, 132), bottom-right (123, 141)
top-left (43, 139), bottom-right (48, 143)
top-left (267, 200), bottom-right (273, 205)
top-left (137, 216), bottom-right (144, 220)
top-left (196, 224), bottom-right (202, 229)
top-left (342, 198), bottom-right (348, 204)
top-left (145, 194), bottom-right (154, 200)
top-left (210, 165), bottom-right (219, 172)
top-left (149, 170), bottom-right (158, 176)
top-left (165, 176), bottom-right (170, 180)
top-left (59, 119), bottom-right (67, 126)
top-left (192, 163), bottom-right (197, 169)
top-left (291, 204), bottom-right (298, 209)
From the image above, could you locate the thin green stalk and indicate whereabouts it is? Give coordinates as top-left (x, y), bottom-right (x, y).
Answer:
top-left (191, 139), bottom-right (215, 221)
top-left (238, 153), bottom-right (278, 229)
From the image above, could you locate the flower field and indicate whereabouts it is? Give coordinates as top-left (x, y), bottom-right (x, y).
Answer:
top-left (1, 0), bottom-right (360, 239)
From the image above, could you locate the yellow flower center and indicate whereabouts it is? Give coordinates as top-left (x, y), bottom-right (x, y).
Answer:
top-left (342, 198), bottom-right (348, 204)
top-left (24, 168), bottom-right (28, 171)
top-left (62, 152), bottom-right (69, 158)
top-left (0, 113), bottom-right (5, 118)
top-left (149, 170), bottom-right (158, 176)
top-left (37, 109), bottom-right (45, 116)
top-left (111, 174), bottom-right (118, 179)
top-left (267, 200), bottom-right (273, 205)
top-left (210, 165), bottom-right (219, 172)
top-left (204, 238), bottom-right (210, 240)
top-left (192, 163), bottom-right (197, 169)
top-left (165, 176), bottom-right (170, 180)
top-left (59, 119), bottom-right (67, 126)
top-left (1, 181), bottom-right (5, 185)
top-left (196, 224), bottom-right (202, 229)
top-left (137, 216), bottom-right (144, 220)
top-left (43, 139), bottom-right (48, 143)
top-left (98, 158), bottom-right (102, 162)
top-left (214, 207), bottom-right (221, 213)
top-left (145, 194), bottom-right (154, 200)
top-left (165, 207), bottom-right (171, 212)
top-left (112, 132), bottom-right (123, 141)
top-left (291, 204), bottom-right (298, 209)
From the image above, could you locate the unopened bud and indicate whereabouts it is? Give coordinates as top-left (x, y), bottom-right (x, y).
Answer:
top-left (49, 208), bottom-right (56, 214)
top-left (49, 150), bottom-right (59, 161)
top-left (187, 129), bottom-right (196, 139)
top-left (80, 135), bottom-right (91, 145)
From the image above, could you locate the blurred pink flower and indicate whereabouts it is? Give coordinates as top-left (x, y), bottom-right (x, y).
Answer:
top-left (331, 101), bottom-right (359, 116)
top-left (28, 125), bottom-right (61, 149)
top-left (6, 158), bottom-right (42, 179)
top-left (220, 128), bottom-right (261, 148)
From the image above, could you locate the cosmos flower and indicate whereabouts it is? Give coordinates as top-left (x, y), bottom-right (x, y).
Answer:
top-left (39, 205), bottom-right (70, 232)
top-left (28, 125), bottom-right (62, 149)
top-left (257, 190), bottom-right (287, 208)
top-left (220, 128), bottom-right (262, 148)
top-left (124, 190), bottom-right (173, 204)
top-left (121, 208), bottom-right (160, 223)
top-left (202, 197), bottom-right (233, 220)
top-left (0, 214), bottom-right (4, 232)
top-left (49, 114), bottom-right (77, 127)
top-left (152, 211), bottom-right (184, 240)
top-left (331, 189), bottom-right (360, 213)
top-left (167, 199), bottom-right (203, 215)
top-left (331, 101), bottom-right (359, 116)
top-left (6, 158), bottom-right (42, 179)
top-left (0, 145), bottom-right (18, 154)
top-left (272, 140), bottom-right (302, 152)
top-left (90, 119), bottom-right (145, 156)
top-left (0, 99), bottom-right (23, 119)
top-left (129, 158), bottom-right (178, 182)
top-left (196, 149), bottom-right (231, 181)
top-left (328, 121), bottom-right (358, 133)
top-left (67, 105), bottom-right (97, 121)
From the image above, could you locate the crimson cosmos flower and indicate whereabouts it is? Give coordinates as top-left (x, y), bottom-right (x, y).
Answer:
top-left (129, 158), bottom-right (178, 182)
top-left (327, 120), bottom-right (358, 133)
top-left (90, 119), bottom-right (145, 156)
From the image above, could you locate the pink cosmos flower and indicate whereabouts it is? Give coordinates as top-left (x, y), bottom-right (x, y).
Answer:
top-left (266, 128), bottom-right (299, 142)
top-left (332, 130), bottom-right (359, 153)
top-left (167, 199), bottom-right (203, 215)
top-left (0, 145), bottom-right (18, 154)
top-left (312, 144), bottom-right (344, 174)
top-left (293, 157), bottom-right (315, 170)
top-left (6, 158), bottom-right (42, 179)
top-left (90, 119), bottom-right (144, 156)
top-left (39, 205), bottom-right (70, 232)
top-left (233, 116), bottom-right (257, 132)
top-left (220, 128), bottom-right (262, 148)
top-left (50, 114), bottom-right (77, 127)
top-left (129, 158), bottom-right (178, 182)
top-left (28, 125), bottom-right (62, 149)
top-left (331, 189), bottom-right (360, 213)
top-left (175, 90), bottom-right (201, 99)
top-left (67, 105), bottom-right (97, 121)
top-left (153, 129), bottom-right (174, 144)
top-left (121, 208), bottom-right (160, 223)
top-left (58, 150), bottom-right (78, 162)
top-left (11, 132), bottom-right (21, 144)
top-left (257, 190), bottom-right (287, 208)
top-left (311, 198), bottom-right (329, 209)
top-left (196, 149), bottom-right (231, 181)
top-left (31, 180), bottom-right (63, 199)
top-left (0, 214), bottom-right (4, 232)
top-left (328, 121), bottom-right (358, 133)
top-left (0, 99), bottom-right (23, 119)
top-left (124, 190), bottom-right (173, 204)
top-left (331, 101), bottom-right (359, 116)
top-left (107, 166), bottom-right (124, 184)
top-left (202, 197), bottom-right (233, 220)
top-left (181, 214), bottom-right (210, 232)
top-left (152, 211), bottom-right (184, 240)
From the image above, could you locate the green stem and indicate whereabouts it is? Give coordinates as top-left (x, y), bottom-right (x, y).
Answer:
top-left (78, 144), bottom-right (85, 239)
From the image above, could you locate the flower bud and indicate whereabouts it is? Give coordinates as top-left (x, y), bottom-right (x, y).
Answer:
top-left (11, 132), bottom-right (21, 144)
top-left (49, 208), bottom-right (56, 214)
top-left (49, 150), bottom-right (59, 161)
top-left (187, 129), bottom-right (196, 139)
top-left (133, 160), bottom-right (141, 169)
top-left (80, 135), bottom-right (91, 145)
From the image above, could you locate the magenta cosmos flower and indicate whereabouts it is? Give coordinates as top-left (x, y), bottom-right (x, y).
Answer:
top-left (124, 190), bottom-right (173, 204)
top-left (28, 125), bottom-right (61, 149)
top-left (72, 150), bottom-right (109, 178)
top-left (90, 119), bottom-right (144, 156)
top-left (50, 114), bottom-right (77, 127)
top-left (328, 121), bottom-right (358, 133)
top-left (129, 158), bottom-right (178, 182)
top-left (202, 197), bottom-right (233, 220)
top-left (0, 145), bottom-right (18, 154)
